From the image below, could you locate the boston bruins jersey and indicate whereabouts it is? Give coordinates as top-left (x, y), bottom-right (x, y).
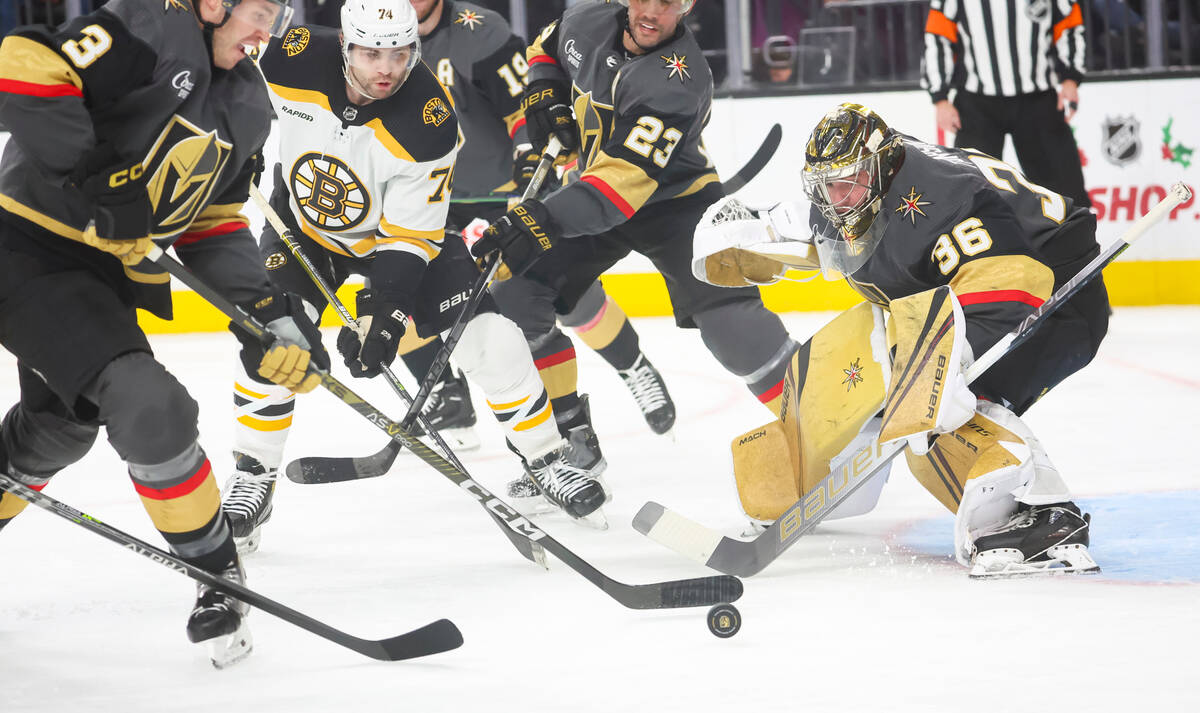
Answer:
top-left (816, 136), bottom-right (1099, 358)
top-left (527, 0), bottom-right (719, 238)
top-left (260, 26), bottom-right (459, 264)
top-left (0, 0), bottom-right (274, 318)
top-left (420, 0), bottom-right (529, 198)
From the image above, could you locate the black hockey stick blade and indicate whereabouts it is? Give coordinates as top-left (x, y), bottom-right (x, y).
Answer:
top-left (0, 474), bottom-right (464, 662)
top-left (285, 440), bottom-right (401, 484)
top-left (722, 123), bottom-right (782, 194)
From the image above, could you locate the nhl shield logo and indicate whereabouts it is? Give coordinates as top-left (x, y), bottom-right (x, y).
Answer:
top-left (1102, 115), bottom-right (1141, 166)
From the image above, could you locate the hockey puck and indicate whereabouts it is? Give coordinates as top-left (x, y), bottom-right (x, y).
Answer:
top-left (706, 603), bottom-right (741, 638)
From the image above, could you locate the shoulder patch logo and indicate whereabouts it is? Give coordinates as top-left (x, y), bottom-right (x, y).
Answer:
top-left (894, 186), bottom-right (931, 224)
top-left (264, 251), bottom-right (288, 270)
top-left (661, 53), bottom-right (691, 82)
top-left (283, 27), bottom-right (310, 57)
top-left (455, 9), bottom-right (484, 30)
top-left (164, 0), bottom-right (189, 14)
top-left (423, 97), bottom-right (451, 127)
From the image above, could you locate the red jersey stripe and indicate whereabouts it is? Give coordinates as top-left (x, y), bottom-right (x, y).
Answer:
top-left (175, 221), bottom-right (245, 246)
top-left (958, 289), bottom-right (1045, 308)
top-left (133, 460), bottom-right (212, 501)
top-left (0, 78), bottom-right (83, 98)
top-left (580, 175), bottom-right (635, 218)
top-left (535, 347), bottom-right (577, 370)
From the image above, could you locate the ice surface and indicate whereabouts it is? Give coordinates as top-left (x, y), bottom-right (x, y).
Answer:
top-left (2, 308), bottom-right (1197, 712)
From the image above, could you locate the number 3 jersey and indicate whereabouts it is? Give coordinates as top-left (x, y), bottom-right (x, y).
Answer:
top-left (816, 136), bottom-right (1102, 359)
top-left (259, 25), bottom-right (459, 263)
top-left (526, 1), bottom-right (719, 238)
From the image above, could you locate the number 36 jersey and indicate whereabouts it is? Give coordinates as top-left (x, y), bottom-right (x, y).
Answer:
top-left (259, 25), bottom-right (459, 264)
top-left (819, 136), bottom-right (1101, 359)
top-left (526, 1), bottom-right (719, 238)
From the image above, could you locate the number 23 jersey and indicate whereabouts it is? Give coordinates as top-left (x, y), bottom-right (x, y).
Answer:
top-left (259, 26), bottom-right (459, 264)
top-left (821, 137), bottom-right (1101, 358)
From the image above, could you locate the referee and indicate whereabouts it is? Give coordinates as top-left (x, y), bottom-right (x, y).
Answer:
top-left (923, 0), bottom-right (1091, 207)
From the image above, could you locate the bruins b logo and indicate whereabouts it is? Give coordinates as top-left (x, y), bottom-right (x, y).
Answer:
top-left (290, 152), bottom-right (371, 231)
top-left (141, 115), bottom-right (232, 236)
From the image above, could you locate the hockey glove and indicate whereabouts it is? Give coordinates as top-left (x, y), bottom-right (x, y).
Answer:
top-left (470, 199), bottom-right (557, 277)
top-left (338, 289), bottom-right (410, 379)
top-left (77, 153), bottom-right (157, 265)
top-left (512, 143), bottom-right (541, 195)
top-left (522, 79), bottom-right (577, 153)
top-left (232, 291), bottom-right (330, 393)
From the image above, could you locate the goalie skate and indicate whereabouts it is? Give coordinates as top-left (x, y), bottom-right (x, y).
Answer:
top-left (186, 561), bottom-right (253, 669)
top-left (969, 502), bottom-right (1101, 579)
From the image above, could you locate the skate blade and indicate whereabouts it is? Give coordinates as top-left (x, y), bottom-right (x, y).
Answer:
top-left (572, 508), bottom-right (609, 531)
top-left (233, 528), bottom-right (262, 556)
top-left (969, 545), bottom-right (1101, 579)
top-left (206, 622), bottom-right (253, 669)
top-left (509, 495), bottom-right (557, 517)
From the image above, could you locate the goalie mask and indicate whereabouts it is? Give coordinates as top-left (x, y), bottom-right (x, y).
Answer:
top-left (801, 103), bottom-right (904, 276)
top-left (341, 0), bottom-right (421, 101)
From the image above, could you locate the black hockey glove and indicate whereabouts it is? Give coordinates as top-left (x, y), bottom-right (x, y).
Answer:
top-left (73, 147), bottom-right (157, 264)
top-left (338, 288), bottom-right (409, 379)
top-left (522, 79), bottom-right (577, 153)
top-left (512, 143), bottom-right (541, 195)
top-left (232, 291), bottom-right (330, 393)
top-left (470, 199), bottom-right (557, 277)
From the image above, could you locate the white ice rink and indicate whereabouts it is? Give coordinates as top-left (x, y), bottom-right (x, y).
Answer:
top-left (2, 306), bottom-right (1198, 712)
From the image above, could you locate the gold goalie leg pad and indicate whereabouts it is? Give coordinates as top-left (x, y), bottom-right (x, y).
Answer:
top-left (730, 421), bottom-right (800, 522)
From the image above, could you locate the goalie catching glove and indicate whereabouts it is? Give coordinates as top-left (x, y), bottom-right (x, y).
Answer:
top-left (232, 291), bottom-right (330, 393)
top-left (470, 199), bottom-right (557, 276)
top-left (692, 196), bottom-right (821, 287)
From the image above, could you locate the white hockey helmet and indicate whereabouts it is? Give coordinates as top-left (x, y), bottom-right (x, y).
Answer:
top-left (341, 0), bottom-right (421, 100)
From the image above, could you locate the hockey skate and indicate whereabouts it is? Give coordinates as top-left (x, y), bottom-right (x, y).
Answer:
top-left (969, 502), bottom-right (1101, 579)
top-left (409, 370), bottom-right (480, 451)
top-left (525, 446), bottom-right (608, 528)
top-left (618, 354), bottom-right (676, 437)
top-left (223, 452), bottom-right (276, 555)
top-left (186, 560), bottom-right (252, 669)
top-left (506, 395), bottom-right (610, 518)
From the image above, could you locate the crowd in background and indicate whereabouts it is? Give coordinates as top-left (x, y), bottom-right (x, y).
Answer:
top-left (0, 1), bottom-right (1196, 92)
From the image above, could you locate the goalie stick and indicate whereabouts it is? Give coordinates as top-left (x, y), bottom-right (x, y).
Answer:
top-left (149, 247), bottom-right (742, 610)
top-left (248, 185), bottom-right (547, 569)
top-left (284, 137), bottom-right (564, 486)
top-left (633, 182), bottom-right (1194, 577)
top-left (0, 473), bottom-right (463, 661)
top-left (288, 124), bottom-right (783, 484)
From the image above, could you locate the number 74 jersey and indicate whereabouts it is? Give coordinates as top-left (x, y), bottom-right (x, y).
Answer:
top-left (259, 25), bottom-right (459, 263)
top-left (821, 136), bottom-right (1099, 359)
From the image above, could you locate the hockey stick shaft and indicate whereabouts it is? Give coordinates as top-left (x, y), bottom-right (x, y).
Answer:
top-left (150, 248), bottom-right (740, 609)
top-left (248, 185), bottom-right (546, 568)
top-left (0, 473), bottom-right (463, 661)
top-left (636, 182), bottom-right (1193, 576)
top-left (321, 136), bottom-right (564, 479)
top-left (721, 123), bottom-right (782, 194)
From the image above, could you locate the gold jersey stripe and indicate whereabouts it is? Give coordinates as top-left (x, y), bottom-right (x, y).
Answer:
top-left (0, 193), bottom-right (83, 240)
top-left (267, 83), bottom-right (333, 112)
top-left (299, 219), bottom-right (375, 257)
top-left (675, 172), bottom-right (720, 199)
top-left (138, 477), bottom-right (221, 533)
top-left (0, 36), bottom-right (82, 89)
top-left (123, 266), bottom-right (170, 284)
top-left (583, 151), bottom-right (659, 215)
top-left (949, 255), bottom-right (1054, 303)
top-left (378, 217), bottom-right (444, 242)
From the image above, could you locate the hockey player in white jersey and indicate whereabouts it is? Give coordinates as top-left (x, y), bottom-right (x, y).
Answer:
top-left (225, 0), bottom-right (608, 551)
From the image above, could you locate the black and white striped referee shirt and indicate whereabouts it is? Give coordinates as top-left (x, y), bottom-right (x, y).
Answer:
top-left (922, 0), bottom-right (1086, 102)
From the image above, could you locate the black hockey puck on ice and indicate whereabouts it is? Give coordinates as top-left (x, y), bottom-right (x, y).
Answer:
top-left (706, 603), bottom-right (741, 638)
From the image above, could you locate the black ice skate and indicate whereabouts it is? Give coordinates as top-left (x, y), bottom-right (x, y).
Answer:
top-left (409, 370), bottom-right (480, 451)
top-left (186, 560), bottom-right (252, 669)
top-left (506, 464), bottom-right (558, 516)
top-left (223, 452), bottom-right (276, 555)
top-left (525, 447), bottom-right (608, 527)
top-left (969, 502), bottom-right (1100, 578)
top-left (617, 354), bottom-right (676, 436)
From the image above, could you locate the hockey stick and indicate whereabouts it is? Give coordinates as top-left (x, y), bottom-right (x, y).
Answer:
top-left (248, 185), bottom-right (547, 569)
top-left (721, 123), bottom-right (782, 194)
top-left (285, 137), bottom-right (564, 485)
top-left (633, 182), bottom-right (1194, 577)
top-left (0, 473), bottom-right (463, 661)
top-left (149, 246), bottom-right (741, 609)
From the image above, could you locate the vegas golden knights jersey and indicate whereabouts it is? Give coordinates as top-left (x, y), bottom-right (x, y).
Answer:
top-left (259, 26), bottom-right (459, 263)
top-left (526, 0), bottom-right (719, 238)
top-left (0, 0), bottom-right (274, 318)
top-left (814, 136), bottom-right (1100, 359)
top-left (420, 0), bottom-right (529, 197)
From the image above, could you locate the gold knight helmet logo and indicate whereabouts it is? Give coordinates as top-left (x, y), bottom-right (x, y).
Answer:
top-left (141, 115), bottom-right (232, 236)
